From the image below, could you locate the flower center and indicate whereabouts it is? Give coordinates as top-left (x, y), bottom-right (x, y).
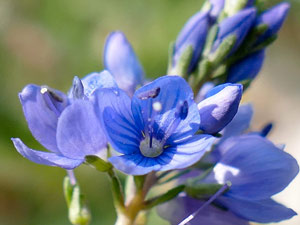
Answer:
top-left (139, 136), bottom-right (164, 158)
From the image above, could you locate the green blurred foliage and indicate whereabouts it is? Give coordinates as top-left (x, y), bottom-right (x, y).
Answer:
top-left (0, 0), bottom-right (299, 224)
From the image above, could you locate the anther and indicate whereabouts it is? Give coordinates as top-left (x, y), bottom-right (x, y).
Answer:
top-left (40, 85), bottom-right (63, 102)
top-left (138, 87), bottom-right (160, 100)
top-left (175, 100), bottom-right (188, 120)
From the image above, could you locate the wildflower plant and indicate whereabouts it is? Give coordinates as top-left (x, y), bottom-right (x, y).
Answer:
top-left (12, 0), bottom-right (298, 225)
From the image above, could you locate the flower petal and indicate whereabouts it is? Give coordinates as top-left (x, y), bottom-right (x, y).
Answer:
top-left (157, 195), bottom-right (250, 225)
top-left (212, 8), bottom-right (256, 53)
top-left (81, 70), bottom-right (118, 97)
top-left (132, 76), bottom-right (200, 142)
top-left (95, 88), bottom-right (141, 155)
top-left (160, 134), bottom-right (215, 170)
top-left (11, 138), bottom-right (83, 169)
top-left (218, 196), bottom-right (297, 223)
top-left (109, 153), bottom-right (160, 175)
top-left (104, 31), bottom-right (144, 96)
top-left (211, 135), bottom-right (299, 200)
top-left (173, 11), bottom-right (209, 72)
top-left (109, 134), bottom-right (215, 175)
top-left (19, 84), bottom-right (68, 153)
top-left (226, 50), bottom-right (265, 83)
top-left (56, 100), bottom-right (107, 159)
top-left (255, 2), bottom-right (290, 45)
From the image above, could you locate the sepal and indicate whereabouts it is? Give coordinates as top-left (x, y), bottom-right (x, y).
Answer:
top-left (85, 155), bottom-right (112, 172)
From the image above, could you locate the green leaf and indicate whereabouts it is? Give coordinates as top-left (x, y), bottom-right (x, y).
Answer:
top-left (85, 155), bottom-right (112, 172)
top-left (144, 185), bottom-right (185, 209)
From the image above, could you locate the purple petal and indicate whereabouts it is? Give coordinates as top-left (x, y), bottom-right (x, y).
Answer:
top-left (218, 196), bottom-right (297, 223)
top-left (198, 83), bottom-right (243, 134)
top-left (56, 100), bottom-right (107, 159)
top-left (104, 31), bottom-right (144, 97)
top-left (11, 138), bottom-right (83, 169)
top-left (19, 84), bottom-right (68, 153)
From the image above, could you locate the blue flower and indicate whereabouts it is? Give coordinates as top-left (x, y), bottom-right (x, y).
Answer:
top-left (95, 76), bottom-right (215, 175)
top-left (212, 8), bottom-right (256, 53)
top-left (104, 31), bottom-right (144, 97)
top-left (226, 50), bottom-right (265, 83)
top-left (255, 2), bottom-right (290, 45)
top-left (197, 83), bottom-right (243, 134)
top-left (173, 11), bottom-right (210, 73)
top-left (202, 135), bottom-right (299, 223)
top-left (11, 71), bottom-right (113, 169)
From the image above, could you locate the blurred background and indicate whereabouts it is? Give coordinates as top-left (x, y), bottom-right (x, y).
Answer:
top-left (0, 0), bottom-right (299, 224)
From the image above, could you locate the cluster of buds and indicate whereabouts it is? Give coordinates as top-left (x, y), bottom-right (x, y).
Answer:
top-left (169, 0), bottom-right (290, 91)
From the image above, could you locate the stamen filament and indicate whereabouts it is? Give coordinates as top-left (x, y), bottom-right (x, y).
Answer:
top-left (178, 181), bottom-right (231, 225)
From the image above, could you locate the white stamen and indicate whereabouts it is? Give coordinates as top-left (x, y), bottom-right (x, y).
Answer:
top-left (178, 182), bottom-right (231, 225)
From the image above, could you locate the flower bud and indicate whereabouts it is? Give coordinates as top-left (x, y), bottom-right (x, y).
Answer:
top-left (254, 2), bottom-right (290, 45)
top-left (172, 11), bottom-right (210, 74)
top-left (212, 8), bottom-right (256, 54)
top-left (226, 50), bottom-right (265, 83)
top-left (104, 31), bottom-right (144, 97)
top-left (198, 83), bottom-right (243, 134)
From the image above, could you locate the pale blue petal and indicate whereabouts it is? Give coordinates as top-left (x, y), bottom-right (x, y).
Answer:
top-left (56, 100), bottom-right (107, 159)
top-left (12, 138), bottom-right (83, 169)
top-left (19, 84), bottom-right (68, 153)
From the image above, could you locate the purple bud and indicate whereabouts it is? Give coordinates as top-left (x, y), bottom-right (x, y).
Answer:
top-left (255, 2), bottom-right (290, 44)
top-left (209, 0), bottom-right (224, 21)
top-left (198, 83), bottom-right (243, 134)
top-left (173, 11), bottom-right (210, 73)
top-left (212, 8), bottom-right (256, 53)
top-left (226, 50), bottom-right (265, 83)
top-left (104, 31), bottom-right (144, 97)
